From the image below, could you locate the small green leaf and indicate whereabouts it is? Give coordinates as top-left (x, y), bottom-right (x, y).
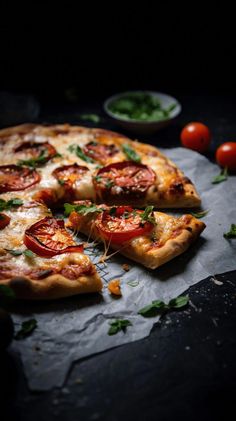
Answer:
top-left (24, 249), bottom-right (36, 258)
top-left (68, 144), bottom-right (94, 163)
top-left (138, 295), bottom-right (189, 317)
top-left (0, 198), bottom-right (23, 212)
top-left (108, 319), bottom-right (132, 335)
top-left (54, 152), bottom-right (63, 158)
top-left (127, 280), bottom-right (139, 287)
top-left (79, 114), bottom-right (101, 123)
top-left (223, 224), bottom-right (236, 239)
top-left (18, 151), bottom-right (48, 168)
top-left (122, 144), bottom-right (141, 163)
top-left (64, 203), bottom-right (104, 217)
top-left (105, 179), bottom-right (114, 189)
top-left (94, 175), bottom-right (103, 183)
top-left (58, 179), bottom-right (66, 186)
top-left (15, 319), bottom-right (37, 340)
top-left (212, 167), bottom-right (228, 184)
top-left (190, 210), bottom-right (209, 219)
top-left (140, 206), bottom-right (156, 225)
top-left (6, 249), bottom-right (23, 256)
top-left (168, 295), bottom-right (189, 309)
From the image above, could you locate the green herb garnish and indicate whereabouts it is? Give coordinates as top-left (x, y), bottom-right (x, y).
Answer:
top-left (18, 151), bottom-right (48, 168)
top-left (5, 249), bottom-right (36, 258)
top-left (68, 144), bottom-right (94, 163)
top-left (138, 295), bottom-right (189, 317)
top-left (15, 319), bottom-right (37, 340)
top-left (122, 144), bottom-right (141, 163)
top-left (64, 203), bottom-right (104, 217)
top-left (0, 198), bottom-right (23, 212)
top-left (58, 179), bottom-right (66, 186)
top-left (94, 175), bottom-right (103, 183)
top-left (79, 114), bottom-right (101, 123)
top-left (127, 280), bottom-right (139, 287)
top-left (223, 224), bottom-right (236, 239)
top-left (140, 206), bottom-right (156, 225)
top-left (212, 167), bottom-right (228, 184)
top-left (108, 319), bottom-right (132, 335)
top-left (190, 209), bottom-right (209, 219)
top-left (105, 179), bottom-right (114, 189)
top-left (108, 92), bottom-right (177, 122)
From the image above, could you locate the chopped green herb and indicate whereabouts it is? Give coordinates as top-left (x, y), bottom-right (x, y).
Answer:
top-left (94, 175), bottom-right (103, 183)
top-left (138, 295), bottom-right (189, 317)
top-left (122, 144), bottom-right (141, 163)
top-left (223, 224), bottom-right (236, 239)
top-left (79, 114), bottom-right (101, 123)
top-left (5, 249), bottom-right (36, 258)
top-left (95, 164), bottom-right (103, 170)
top-left (0, 198), bottom-right (23, 212)
top-left (68, 144), bottom-right (94, 163)
top-left (212, 167), bottom-right (228, 184)
top-left (18, 151), bottom-right (48, 168)
top-left (108, 319), bottom-right (132, 335)
top-left (140, 206), bottom-right (156, 225)
top-left (54, 152), bottom-right (63, 158)
top-left (105, 179), bottom-right (114, 189)
top-left (190, 209), bottom-right (209, 219)
top-left (64, 203), bottom-right (104, 217)
top-left (24, 249), bottom-right (37, 258)
top-left (15, 319), bottom-right (37, 340)
top-left (127, 280), bottom-right (139, 287)
top-left (58, 179), bottom-right (66, 186)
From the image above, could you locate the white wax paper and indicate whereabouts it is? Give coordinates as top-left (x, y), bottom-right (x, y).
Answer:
top-left (10, 148), bottom-right (236, 391)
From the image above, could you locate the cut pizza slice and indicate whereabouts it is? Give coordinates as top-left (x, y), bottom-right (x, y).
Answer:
top-left (65, 201), bottom-right (205, 270)
top-left (0, 194), bottom-right (102, 299)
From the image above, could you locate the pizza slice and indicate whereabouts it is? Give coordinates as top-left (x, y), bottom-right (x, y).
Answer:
top-left (0, 194), bottom-right (102, 299)
top-left (65, 201), bottom-right (205, 270)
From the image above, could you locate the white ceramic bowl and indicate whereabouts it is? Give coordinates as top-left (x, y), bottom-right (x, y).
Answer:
top-left (104, 91), bottom-right (181, 135)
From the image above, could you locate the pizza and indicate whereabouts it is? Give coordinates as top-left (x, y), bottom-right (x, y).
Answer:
top-left (0, 124), bottom-right (205, 299)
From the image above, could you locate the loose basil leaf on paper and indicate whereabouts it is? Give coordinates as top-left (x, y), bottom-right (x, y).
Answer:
top-left (79, 114), bottom-right (101, 123)
top-left (190, 209), bottom-right (209, 219)
top-left (127, 280), bottom-right (139, 287)
top-left (138, 295), bottom-right (189, 317)
top-left (18, 151), bottom-right (48, 168)
top-left (0, 198), bottom-right (23, 212)
top-left (68, 144), bottom-right (95, 163)
top-left (15, 319), bottom-right (37, 340)
top-left (140, 206), bottom-right (156, 225)
top-left (0, 285), bottom-right (16, 303)
top-left (212, 167), bottom-right (228, 184)
top-left (64, 203), bottom-right (105, 217)
top-left (223, 224), bottom-right (236, 239)
top-left (122, 144), bottom-right (141, 163)
top-left (108, 319), bottom-right (132, 335)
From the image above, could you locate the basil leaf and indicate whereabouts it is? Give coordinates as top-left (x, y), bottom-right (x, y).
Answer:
top-left (18, 151), bottom-right (48, 168)
top-left (122, 144), bottom-right (141, 163)
top-left (68, 144), bottom-right (94, 163)
top-left (190, 210), bottom-right (209, 219)
top-left (127, 280), bottom-right (139, 287)
top-left (64, 203), bottom-right (104, 217)
top-left (105, 179), bottom-right (114, 189)
top-left (138, 295), bottom-right (189, 317)
top-left (0, 198), bottom-right (23, 212)
top-left (15, 319), bottom-right (37, 340)
top-left (108, 319), bottom-right (132, 335)
top-left (168, 295), bottom-right (189, 309)
top-left (58, 179), bottom-right (65, 185)
top-left (223, 224), bottom-right (236, 239)
top-left (212, 167), bottom-right (228, 184)
top-left (140, 206), bottom-right (156, 225)
top-left (24, 249), bottom-right (36, 258)
top-left (6, 249), bottom-right (23, 256)
top-left (79, 114), bottom-right (101, 123)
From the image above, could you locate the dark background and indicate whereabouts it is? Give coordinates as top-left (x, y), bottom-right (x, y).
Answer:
top-left (0, 5), bottom-right (236, 104)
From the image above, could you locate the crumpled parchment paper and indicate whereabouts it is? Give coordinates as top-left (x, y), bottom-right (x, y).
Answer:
top-left (10, 148), bottom-right (236, 391)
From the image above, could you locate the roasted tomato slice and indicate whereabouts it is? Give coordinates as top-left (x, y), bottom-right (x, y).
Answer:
top-left (0, 213), bottom-right (10, 229)
top-left (95, 206), bottom-right (154, 244)
top-left (93, 161), bottom-right (156, 201)
top-left (24, 217), bottom-right (83, 257)
top-left (0, 165), bottom-right (41, 193)
top-left (14, 141), bottom-right (57, 162)
top-left (83, 141), bottom-right (119, 164)
top-left (52, 164), bottom-right (89, 187)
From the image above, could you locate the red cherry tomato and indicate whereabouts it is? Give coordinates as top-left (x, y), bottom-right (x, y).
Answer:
top-left (0, 165), bottom-right (41, 193)
top-left (180, 122), bottom-right (211, 153)
top-left (95, 206), bottom-right (154, 244)
top-left (24, 217), bottom-right (83, 258)
top-left (216, 142), bottom-right (236, 171)
top-left (0, 213), bottom-right (10, 229)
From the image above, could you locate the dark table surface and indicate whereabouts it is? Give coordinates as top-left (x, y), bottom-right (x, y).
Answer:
top-left (1, 93), bottom-right (236, 421)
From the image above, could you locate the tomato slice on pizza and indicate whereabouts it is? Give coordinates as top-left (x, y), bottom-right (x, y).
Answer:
top-left (14, 141), bottom-right (57, 162)
top-left (0, 165), bottom-right (41, 193)
top-left (93, 161), bottom-right (156, 202)
top-left (83, 141), bottom-right (119, 164)
top-left (52, 164), bottom-right (89, 187)
top-left (0, 213), bottom-right (10, 229)
top-left (24, 217), bottom-right (83, 257)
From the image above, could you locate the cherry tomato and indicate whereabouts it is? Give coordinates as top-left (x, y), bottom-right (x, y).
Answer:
top-left (0, 165), bottom-right (41, 193)
top-left (0, 213), bottom-right (10, 229)
top-left (24, 217), bottom-right (83, 257)
top-left (52, 164), bottom-right (88, 187)
top-left (180, 122), bottom-right (211, 153)
top-left (14, 141), bottom-right (57, 162)
top-left (93, 161), bottom-right (156, 203)
top-left (95, 206), bottom-right (154, 244)
top-left (83, 141), bottom-right (119, 164)
top-left (216, 142), bottom-right (236, 171)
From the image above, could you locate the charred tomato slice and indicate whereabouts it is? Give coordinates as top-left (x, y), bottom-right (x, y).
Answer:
top-left (0, 165), bottom-right (41, 193)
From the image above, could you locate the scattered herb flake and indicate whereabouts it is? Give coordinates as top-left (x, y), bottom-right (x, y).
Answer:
top-left (122, 144), bottom-right (141, 163)
top-left (138, 295), bottom-right (189, 317)
top-left (15, 319), bottom-right (37, 340)
top-left (58, 179), bottom-right (66, 186)
top-left (140, 206), bottom-right (156, 225)
top-left (94, 175), bottom-right (103, 183)
top-left (5, 249), bottom-right (36, 258)
top-left (190, 209), bottom-right (209, 219)
top-left (212, 167), bottom-right (228, 184)
top-left (68, 144), bottom-right (94, 163)
top-left (105, 179), bottom-right (114, 189)
top-left (18, 151), bottom-right (48, 168)
top-left (0, 198), bottom-right (23, 212)
top-left (79, 114), bottom-right (101, 123)
top-left (108, 319), bottom-right (132, 335)
top-left (223, 224), bottom-right (236, 239)
top-left (24, 249), bottom-right (37, 258)
top-left (64, 203), bottom-right (104, 217)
